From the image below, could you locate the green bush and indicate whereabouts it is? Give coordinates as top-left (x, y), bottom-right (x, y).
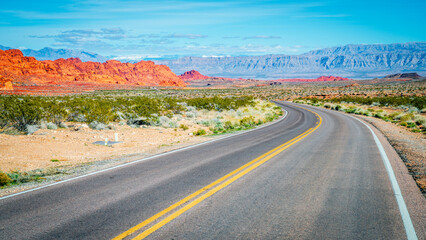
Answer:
top-left (240, 116), bottom-right (256, 128)
top-left (400, 113), bottom-right (414, 122)
top-left (193, 129), bottom-right (207, 136)
top-left (179, 124), bottom-right (189, 130)
top-left (0, 172), bottom-right (12, 186)
top-left (304, 96), bottom-right (425, 109)
top-left (186, 96), bottom-right (254, 111)
top-left (400, 121), bottom-right (408, 127)
top-left (1, 96), bottom-right (44, 132)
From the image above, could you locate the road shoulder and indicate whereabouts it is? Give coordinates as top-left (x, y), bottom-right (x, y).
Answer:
top-left (352, 116), bottom-right (425, 239)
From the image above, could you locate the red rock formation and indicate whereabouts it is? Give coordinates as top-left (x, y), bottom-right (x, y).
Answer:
top-left (315, 76), bottom-right (350, 81)
top-left (275, 76), bottom-right (350, 82)
top-left (0, 49), bottom-right (186, 87)
top-left (179, 70), bottom-right (210, 81)
top-left (0, 75), bottom-right (13, 90)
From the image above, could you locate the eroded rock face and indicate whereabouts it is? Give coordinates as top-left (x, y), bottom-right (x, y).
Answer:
top-left (316, 76), bottom-right (349, 81)
top-left (384, 73), bottom-right (421, 79)
top-left (0, 75), bottom-right (13, 90)
top-left (0, 49), bottom-right (186, 87)
top-left (179, 70), bottom-right (210, 81)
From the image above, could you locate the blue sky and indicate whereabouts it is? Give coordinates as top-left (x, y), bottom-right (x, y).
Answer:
top-left (0, 0), bottom-right (424, 59)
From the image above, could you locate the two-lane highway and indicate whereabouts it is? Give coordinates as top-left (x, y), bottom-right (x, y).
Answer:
top-left (0, 102), bottom-right (419, 239)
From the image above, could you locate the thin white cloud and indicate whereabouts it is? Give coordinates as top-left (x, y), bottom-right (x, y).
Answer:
top-left (295, 14), bottom-right (350, 18)
top-left (243, 35), bottom-right (282, 40)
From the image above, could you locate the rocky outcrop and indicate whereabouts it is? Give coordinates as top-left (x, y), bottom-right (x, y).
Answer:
top-left (0, 75), bottom-right (13, 90)
top-left (383, 73), bottom-right (422, 79)
top-left (0, 49), bottom-right (185, 87)
top-left (179, 70), bottom-right (210, 81)
top-left (276, 76), bottom-right (350, 82)
top-left (157, 42), bottom-right (426, 78)
top-left (315, 76), bottom-right (349, 81)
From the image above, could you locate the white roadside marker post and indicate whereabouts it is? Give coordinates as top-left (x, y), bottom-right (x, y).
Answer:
top-left (115, 133), bottom-right (118, 142)
top-left (105, 138), bottom-right (108, 146)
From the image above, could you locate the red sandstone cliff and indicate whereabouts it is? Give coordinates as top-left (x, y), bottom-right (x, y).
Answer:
top-left (275, 76), bottom-right (350, 82)
top-left (315, 76), bottom-right (349, 81)
top-left (0, 49), bottom-right (186, 87)
top-left (0, 75), bottom-right (13, 90)
top-left (178, 70), bottom-right (210, 81)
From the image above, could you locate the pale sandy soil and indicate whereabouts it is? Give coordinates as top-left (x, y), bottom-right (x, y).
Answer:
top-left (0, 99), bottom-right (282, 196)
top-left (0, 123), bottom-right (212, 173)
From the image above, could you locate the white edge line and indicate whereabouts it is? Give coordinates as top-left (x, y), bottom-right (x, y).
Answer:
top-left (350, 116), bottom-right (417, 240)
top-left (0, 107), bottom-right (289, 201)
top-left (276, 102), bottom-right (417, 239)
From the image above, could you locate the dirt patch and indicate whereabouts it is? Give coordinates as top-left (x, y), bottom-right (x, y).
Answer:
top-left (0, 124), bottom-right (212, 173)
top-left (0, 123), bottom-right (221, 196)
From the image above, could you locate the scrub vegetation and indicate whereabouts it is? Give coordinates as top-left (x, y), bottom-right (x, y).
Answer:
top-left (0, 94), bottom-right (278, 135)
top-left (0, 92), bottom-right (282, 188)
top-left (294, 96), bottom-right (425, 133)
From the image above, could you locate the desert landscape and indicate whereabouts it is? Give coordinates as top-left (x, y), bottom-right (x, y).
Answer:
top-left (0, 1), bottom-right (425, 238)
top-left (1, 58), bottom-right (424, 196)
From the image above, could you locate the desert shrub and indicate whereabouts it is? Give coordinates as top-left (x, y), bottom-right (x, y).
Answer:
top-left (1, 96), bottom-right (45, 131)
top-left (388, 112), bottom-right (402, 120)
top-left (44, 100), bottom-right (68, 124)
top-left (0, 172), bottom-right (12, 186)
top-left (240, 116), bottom-right (256, 128)
top-left (400, 113), bottom-right (414, 122)
top-left (414, 116), bottom-right (425, 126)
top-left (333, 105), bottom-right (342, 111)
top-left (180, 124), bottom-right (189, 130)
top-left (193, 129), bottom-right (207, 136)
top-left (373, 112), bottom-right (383, 119)
top-left (406, 122), bottom-right (417, 128)
top-left (400, 121), bottom-right (408, 127)
top-left (185, 112), bottom-right (196, 118)
top-left (46, 122), bottom-right (58, 130)
top-left (408, 107), bottom-right (419, 113)
top-left (301, 96), bottom-right (425, 110)
top-left (89, 121), bottom-right (108, 130)
top-left (158, 116), bottom-right (171, 127)
top-left (186, 96), bottom-right (254, 111)
top-left (10, 169), bottom-right (62, 185)
top-left (344, 107), bottom-right (357, 114)
top-left (224, 121), bottom-right (235, 130)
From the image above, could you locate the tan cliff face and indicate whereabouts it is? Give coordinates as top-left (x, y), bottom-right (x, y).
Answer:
top-left (0, 49), bottom-right (186, 87)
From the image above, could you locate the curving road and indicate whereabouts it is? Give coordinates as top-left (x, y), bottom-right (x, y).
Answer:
top-left (0, 102), bottom-right (421, 239)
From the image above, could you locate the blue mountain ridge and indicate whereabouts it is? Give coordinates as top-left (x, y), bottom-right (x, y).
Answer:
top-left (1, 42), bottom-right (424, 78)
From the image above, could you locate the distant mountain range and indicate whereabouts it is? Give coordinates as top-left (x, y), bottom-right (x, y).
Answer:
top-left (1, 42), bottom-right (425, 79)
top-left (156, 42), bottom-right (426, 79)
top-left (0, 45), bottom-right (107, 62)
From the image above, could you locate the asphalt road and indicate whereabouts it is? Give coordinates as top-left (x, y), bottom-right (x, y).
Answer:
top-left (0, 102), bottom-right (419, 239)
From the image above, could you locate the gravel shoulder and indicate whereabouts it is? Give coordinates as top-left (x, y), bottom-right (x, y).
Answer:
top-left (353, 115), bottom-right (426, 238)
top-left (355, 115), bottom-right (425, 197)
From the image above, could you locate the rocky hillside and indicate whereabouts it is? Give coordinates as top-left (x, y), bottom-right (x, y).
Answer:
top-left (178, 70), bottom-right (210, 81)
top-left (383, 72), bottom-right (422, 79)
top-left (156, 42), bottom-right (426, 79)
top-left (275, 76), bottom-right (350, 83)
top-left (0, 49), bottom-right (185, 87)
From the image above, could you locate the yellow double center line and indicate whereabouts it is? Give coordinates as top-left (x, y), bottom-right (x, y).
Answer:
top-left (113, 107), bottom-right (322, 240)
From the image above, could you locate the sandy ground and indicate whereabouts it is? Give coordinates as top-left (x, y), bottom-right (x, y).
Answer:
top-left (0, 123), bottom-right (212, 173)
